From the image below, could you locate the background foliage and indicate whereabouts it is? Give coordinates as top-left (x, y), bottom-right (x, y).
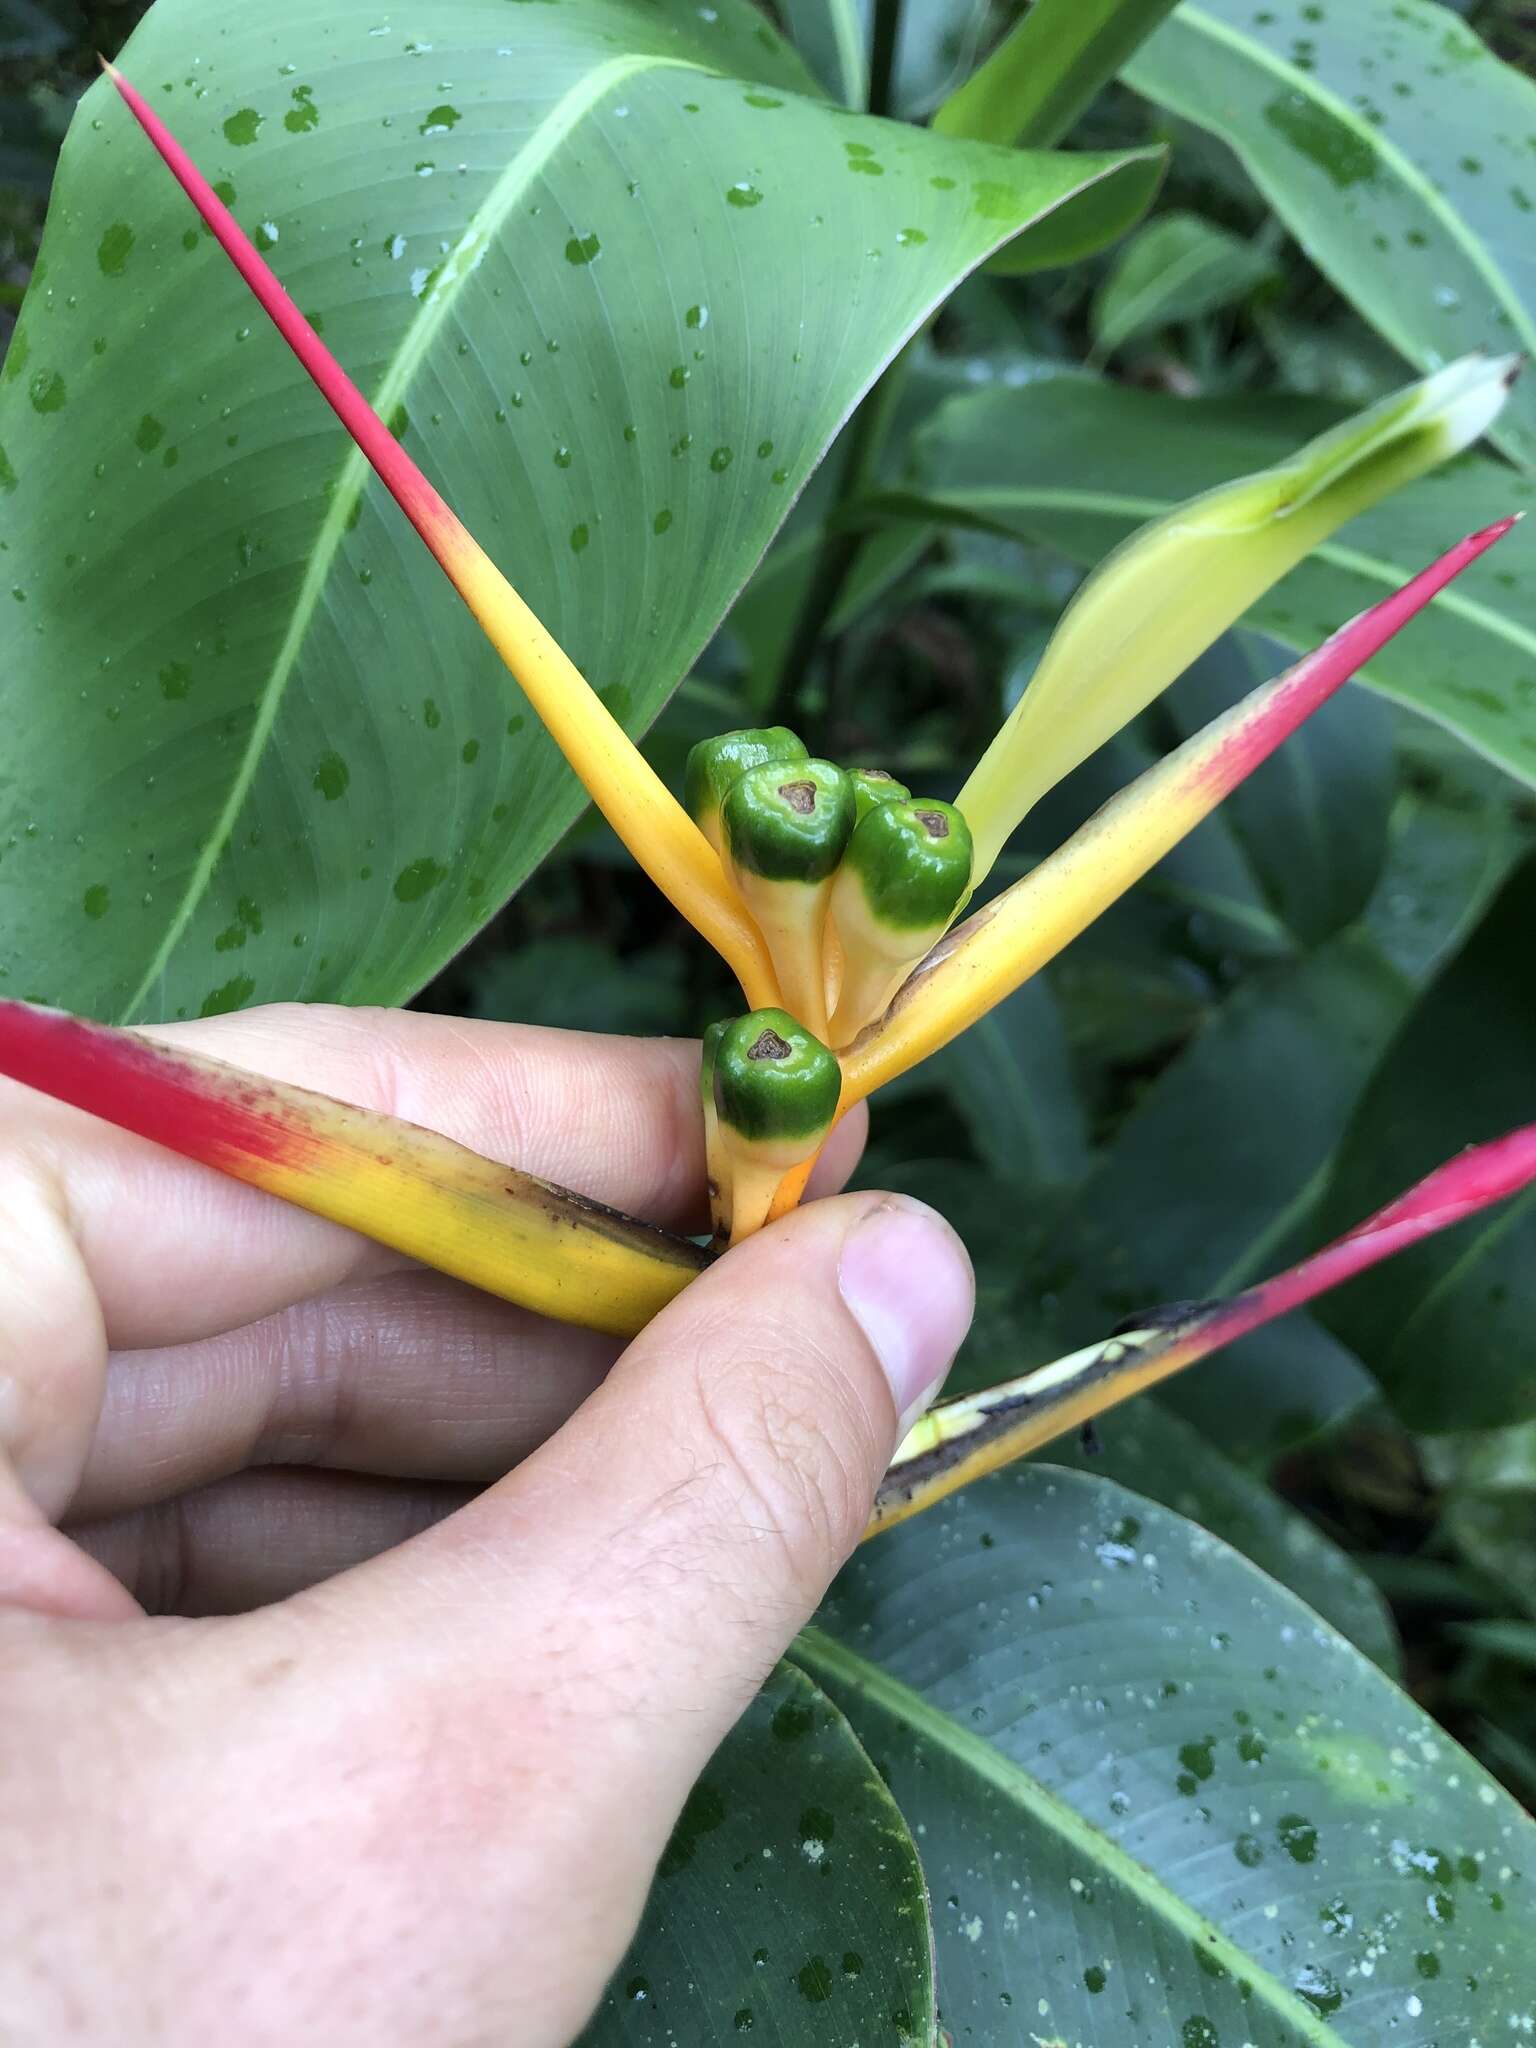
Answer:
top-left (6, 0), bottom-right (1536, 2041)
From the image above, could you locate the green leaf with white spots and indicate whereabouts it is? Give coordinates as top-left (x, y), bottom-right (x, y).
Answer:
top-left (1048, 1401), bottom-right (1401, 1674)
top-left (1125, 0), bottom-right (1536, 467)
top-left (580, 1661), bottom-right (936, 2046)
top-left (0, 0), bottom-right (1159, 1023)
top-left (806, 1464), bottom-right (1536, 2046)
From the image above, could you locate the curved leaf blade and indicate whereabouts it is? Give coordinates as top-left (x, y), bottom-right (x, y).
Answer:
top-left (809, 1464), bottom-right (1536, 2044)
top-left (935, 0), bottom-right (1180, 149)
top-left (0, 0), bottom-right (1158, 1022)
top-left (580, 1660), bottom-right (936, 2045)
top-left (1126, 0), bottom-right (1536, 466)
top-left (1092, 208), bottom-right (1278, 356)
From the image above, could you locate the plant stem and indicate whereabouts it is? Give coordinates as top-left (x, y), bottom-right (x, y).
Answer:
top-left (867, 0), bottom-right (902, 118)
top-left (765, 392), bottom-right (890, 722)
top-left (766, 0), bottom-right (906, 722)
top-left (769, 0), bottom-right (1182, 730)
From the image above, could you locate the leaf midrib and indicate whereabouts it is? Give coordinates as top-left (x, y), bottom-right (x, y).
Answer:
top-left (1130, 3), bottom-right (1536, 375)
top-left (793, 1626), bottom-right (1354, 2048)
top-left (119, 48), bottom-right (708, 1023)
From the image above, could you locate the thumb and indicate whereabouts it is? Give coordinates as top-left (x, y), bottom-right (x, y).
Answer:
top-left (296, 1187), bottom-right (971, 1852)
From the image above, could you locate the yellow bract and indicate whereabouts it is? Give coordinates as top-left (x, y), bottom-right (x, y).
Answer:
top-left (446, 538), bottom-right (780, 1009)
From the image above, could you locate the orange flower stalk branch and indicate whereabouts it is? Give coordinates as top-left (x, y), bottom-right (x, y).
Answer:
top-left (102, 62), bottom-right (777, 1011)
top-left (0, 1002), bottom-right (705, 1338)
top-left (870, 1119), bottom-right (1536, 1535)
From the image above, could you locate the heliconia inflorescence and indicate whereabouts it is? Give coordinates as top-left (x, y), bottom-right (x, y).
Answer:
top-left (19, 54), bottom-right (1516, 1449)
top-left (98, 59), bottom-right (1526, 1246)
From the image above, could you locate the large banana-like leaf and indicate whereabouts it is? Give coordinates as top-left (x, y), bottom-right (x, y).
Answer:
top-left (1126, 0), bottom-right (1536, 467)
top-left (807, 1464), bottom-right (1536, 2044)
top-left (1047, 1398), bottom-right (1401, 1674)
top-left (906, 375), bottom-right (1536, 785)
top-left (581, 1661), bottom-right (936, 2044)
top-left (0, 0), bottom-right (1158, 1024)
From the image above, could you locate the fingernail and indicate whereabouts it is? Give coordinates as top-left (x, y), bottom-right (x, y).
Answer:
top-left (839, 1197), bottom-right (974, 1437)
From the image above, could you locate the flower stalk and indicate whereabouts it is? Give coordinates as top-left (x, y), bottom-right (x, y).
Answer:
top-left (827, 796), bottom-right (973, 1047)
top-left (722, 761), bottom-right (855, 1041)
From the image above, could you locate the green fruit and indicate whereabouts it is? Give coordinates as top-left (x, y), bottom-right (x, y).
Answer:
top-left (841, 798), bottom-right (973, 934)
top-left (849, 767), bottom-right (911, 823)
top-left (684, 727), bottom-right (807, 846)
top-left (722, 759), bottom-right (854, 884)
top-left (712, 1009), bottom-right (842, 1149)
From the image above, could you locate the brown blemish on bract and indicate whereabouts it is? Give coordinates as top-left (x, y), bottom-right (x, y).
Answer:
top-left (915, 808), bottom-right (949, 838)
top-left (778, 780), bottom-right (816, 814)
top-left (749, 1029), bottom-right (793, 1061)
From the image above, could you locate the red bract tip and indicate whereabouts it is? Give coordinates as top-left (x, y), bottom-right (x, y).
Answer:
top-left (1189, 1119), bottom-right (1536, 1354)
top-left (104, 63), bottom-right (459, 558)
top-left (1190, 513), bottom-right (1521, 807)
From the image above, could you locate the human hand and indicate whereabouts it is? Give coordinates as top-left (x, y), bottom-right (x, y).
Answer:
top-left (0, 1005), bottom-right (973, 2044)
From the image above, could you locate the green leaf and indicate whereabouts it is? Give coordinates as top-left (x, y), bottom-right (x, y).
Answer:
top-left (1451, 1619), bottom-right (1536, 1673)
top-left (580, 1660), bottom-right (936, 2045)
top-left (1360, 750), bottom-right (1530, 985)
top-left (1156, 1315), bottom-right (1380, 1471)
top-left (1092, 209), bottom-right (1278, 356)
top-left (807, 1463), bottom-right (1535, 2044)
top-left (1037, 933), bottom-right (1413, 1339)
top-left (0, 0), bottom-right (1160, 1024)
top-left (909, 375), bottom-right (1536, 794)
top-left (935, 0), bottom-right (1180, 149)
top-left (926, 977), bottom-right (1089, 1194)
top-left (1319, 859), bottom-right (1536, 1433)
top-left (1425, 1422), bottom-right (1536, 1621)
top-left (1125, 0), bottom-right (1536, 467)
top-left (1165, 631), bottom-right (1395, 948)
top-left (890, 0), bottom-right (991, 123)
top-left (1051, 1399), bottom-right (1401, 1671)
